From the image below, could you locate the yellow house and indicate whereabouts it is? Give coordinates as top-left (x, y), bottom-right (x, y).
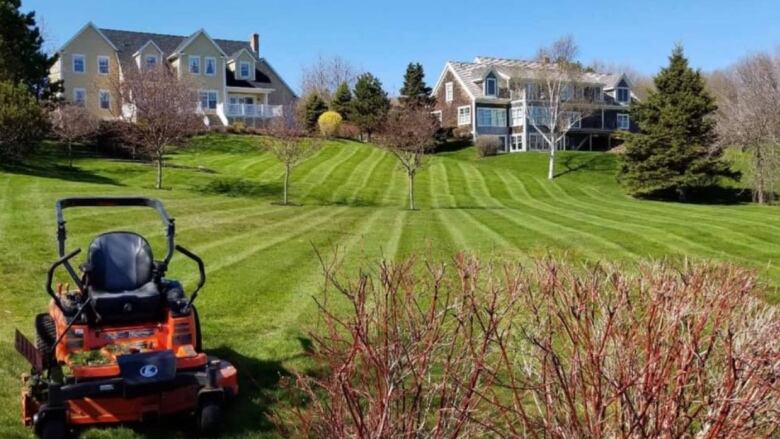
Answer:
top-left (50, 22), bottom-right (297, 127)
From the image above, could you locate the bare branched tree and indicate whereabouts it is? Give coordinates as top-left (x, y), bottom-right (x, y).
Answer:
top-left (712, 53), bottom-right (780, 203)
top-left (112, 64), bottom-right (203, 189)
top-left (265, 105), bottom-right (322, 205)
top-left (301, 55), bottom-right (359, 102)
top-left (50, 103), bottom-right (99, 167)
top-left (377, 106), bottom-right (439, 210)
top-left (524, 36), bottom-right (590, 180)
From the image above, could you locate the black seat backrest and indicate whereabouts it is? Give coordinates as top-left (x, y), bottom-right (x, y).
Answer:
top-left (87, 232), bottom-right (154, 292)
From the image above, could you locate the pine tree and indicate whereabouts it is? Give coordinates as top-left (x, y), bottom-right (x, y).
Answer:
top-left (330, 81), bottom-right (352, 120)
top-left (399, 62), bottom-right (434, 108)
top-left (618, 46), bottom-right (738, 200)
top-left (351, 73), bottom-right (390, 141)
top-left (302, 93), bottom-right (327, 132)
top-left (0, 0), bottom-right (60, 98)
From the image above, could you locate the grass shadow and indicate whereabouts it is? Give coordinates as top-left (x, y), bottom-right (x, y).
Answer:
top-left (435, 139), bottom-right (473, 154)
top-left (0, 160), bottom-right (122, 186)
top-left (196, 178), bottom-right (282, 199)
top-left (554, 154), bottom-right (615, 178)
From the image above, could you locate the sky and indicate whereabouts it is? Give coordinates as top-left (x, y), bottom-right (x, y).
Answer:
top-left (23, 0), bottom-right (780, 95)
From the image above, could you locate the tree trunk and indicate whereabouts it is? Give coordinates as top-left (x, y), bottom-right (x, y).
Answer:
top-left (283, 164), bottom-right (290, 205)
top-left (155, 152), bottom-right (164, 189)
top-left (408, 172), bottom-right (415, 210)
top-left (68, 141), bottom-right (73, 167)
top-left (547, 145), bottom-right (556, 180)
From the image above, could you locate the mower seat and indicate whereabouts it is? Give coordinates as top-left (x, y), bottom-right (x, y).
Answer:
top-left (86, 232), bottom-right (162, 324)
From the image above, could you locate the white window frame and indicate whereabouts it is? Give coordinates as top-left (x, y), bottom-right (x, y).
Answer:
top-left (510, 134), bottom-right (523, 152)
top-left (616, 87), bottom-right (630, 103)
top-left (457, 105), bottom-right (471, 126)
top-left (205, 56), bottom-right (217, 77)
top-left (528, 133), bottom-right (548, 151)
top-left (144, 54), bottom-right (158, 70)
top-left (510, 106), bottom-right (524, 127)
top-left (477, 108), bottom-right (507, 128)
top-left (239, 61), bottom-right (251, 79)
top-left (72, 54), bottom-right (85, 74)
top-left (563, 111), bottom-right (581, 129)
top-left (485, 77), bottom-right (497, 97)
top-left (199, 89), bottom-right (218, 110)
top-left (445, 82), bottom-right (454, 103)
top-left (561, 84), bottom-right (574, 101)
top-left (98, 89), bottom-right (110, 110)
top-left (97, 55), bottom-right (110, 75)
top-left (617, 113), bottom-right (630, 130)
top-left (188, 55), bottom-right (201, 75)
top-left (431, 110), bottom-right (442, 123)
top-left (73, 88), bottom-right (86, 106)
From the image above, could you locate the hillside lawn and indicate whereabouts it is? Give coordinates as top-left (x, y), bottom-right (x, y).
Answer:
top-left (0, 134), bottom-right (778, 438)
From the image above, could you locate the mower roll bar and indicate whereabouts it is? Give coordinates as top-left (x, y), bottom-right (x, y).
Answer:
top-left (45, 248), bottom-right (81, 311)
top-left (176, 245), bottom-right (206, 312)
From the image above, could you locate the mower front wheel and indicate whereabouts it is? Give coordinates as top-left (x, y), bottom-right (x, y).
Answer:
top-left (36, 412), bottom-right (66, 439)
top-left (196, 400), bottom-right (223, 437)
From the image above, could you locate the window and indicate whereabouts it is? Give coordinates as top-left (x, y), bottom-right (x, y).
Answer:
top-left (72, 54), bottom-right (85, 73)
top-left (510, 106), bottom-right (524, 127)
top-left (476, 108), bottom-right (506, 127)
top-left (189, 56), bottom-right (201, 74)
top-left (563, 111), bottom-right (581, 128)
top-left (99, 90), bottom-right (110, 110)
top-left (239, 61), bottom-right (251, 79)
top-left (445, 82), bottom-right (454, 103)
top-left (199, 90), bottom-right (218, 110)
top-left (616, 87), bottom-right (630, 103)
top-left (432, 111), bottom-right (442, 123)
top-left (526, 82), bottom-right (540, 100)
top-left (145, 55), bottom-right (158, 70)
top-left (510, 134), bottom-right (523, 152)
top-left (497, 136), bottom-right (507, 152)
top-left (97, 56), bottom-right (110, 75)
top-left (73, 88), bottom-right (86, 106)
top-left (528, 133), bottom-right (549, 151)
top-left (485, 77), bottom-right (497, 96)
top-left (457, 105), bottom-right (471, 126)
top-left (617, 113), bottom-right (630, 130)
top-left (561, 84), bottom-right (574, 101)
top-left (528, 106), bottom-right (549, 126)
top-left (205, 57), bottom-right (217, 76)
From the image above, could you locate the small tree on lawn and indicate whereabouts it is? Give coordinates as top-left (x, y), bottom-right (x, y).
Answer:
top-left (50, 104), bottom-right (99, 167)
top-left (619, 46), bottom-right (738, 200)
top-left (351, 73), bottom-right (389, 142)
top-left (330, 81), bottom-right (352, 119)
top-left (377, 106), bottom-right (439, 210)
top-left (302, 92), bottom-right (327, 132)
top-left (265, 107), bottom-right (322, 205)
top-left (522, 35), bottom-right (590, 180)
top-left (112, 64), bottom-right (203, 189)
top-left (399, 62), bottom-right (434, 108)
top-left (0, 80), bottom-right (48, 160)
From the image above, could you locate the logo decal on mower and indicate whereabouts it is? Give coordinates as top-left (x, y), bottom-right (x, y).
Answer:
top-left (139, 364), bottom-right (158, 378)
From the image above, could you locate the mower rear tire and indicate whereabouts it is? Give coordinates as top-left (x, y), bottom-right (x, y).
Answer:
top-left (37, 415), bottom-right (66, 439)
top-left (35, 314), bottom-right (56, 369)
top-left (196, 401), bottom-right (223, 437)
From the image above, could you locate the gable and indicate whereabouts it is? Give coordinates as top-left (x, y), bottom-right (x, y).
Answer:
top-left (178, 32), bottom-right (224, 57)
top-left (60, 23), bottom-right (117, 55)
top-left (617, 78), bottom-right (629, 88)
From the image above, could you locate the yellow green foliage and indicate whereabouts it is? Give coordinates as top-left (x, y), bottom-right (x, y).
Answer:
top-left (318, 111), bottom-right (343, 138)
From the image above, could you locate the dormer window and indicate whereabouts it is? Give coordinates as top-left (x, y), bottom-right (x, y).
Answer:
top-left (617, 87), bottom-right (630, 103)
top-left (239, 61), bottom-right (251, 79)
top-left (145, 55), bottom-right (158, 70)
top-left (485, 77), bottom-right (497, 97)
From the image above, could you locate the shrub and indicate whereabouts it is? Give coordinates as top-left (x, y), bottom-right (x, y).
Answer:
top-left (229, 121), bottom-right (247, 134)
top-left (338, 122), bottom-right (361, 140)
top-left (0, 80), bottom-right (48, 160)
top-left (475, 135), bottom-right (501, 157)
top-left (317, 111), bottom-right (342, 138)
top-left (93, 120), bottom-right (137, 158)
top-left (282, 255), bottom-right (780, 438)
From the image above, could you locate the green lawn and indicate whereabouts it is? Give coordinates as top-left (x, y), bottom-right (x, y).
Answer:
top-left (0, 134), bottom-right (778, 438)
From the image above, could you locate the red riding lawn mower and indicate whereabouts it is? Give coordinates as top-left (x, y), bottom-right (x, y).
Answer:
top-left (15, 197), bottom-right (238, 438)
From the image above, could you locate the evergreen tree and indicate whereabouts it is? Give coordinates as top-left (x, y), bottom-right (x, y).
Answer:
top-left (399, 62), bottom-right (434, 108)
top-left (618, 46), bottom-right (738, 200)
top-left (330, 81), bottom-right (352, 120)
top-left (351, 73), bottom-right (390, 141)
top-left (302, 93), bottom-right (327, 132)
top-left (0, 0), bottom-right (60, 98)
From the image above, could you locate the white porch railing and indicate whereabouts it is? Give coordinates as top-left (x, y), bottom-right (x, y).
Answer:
top-left (226, 104), bottom-right (283, 118)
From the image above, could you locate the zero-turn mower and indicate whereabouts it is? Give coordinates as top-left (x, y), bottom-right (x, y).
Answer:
top-left (15, 197), bottom-right (237, 438)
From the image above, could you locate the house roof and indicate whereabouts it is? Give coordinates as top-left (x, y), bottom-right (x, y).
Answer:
top-left (436, 56), bottom-right (627, 98)
top-left (95, 27), bottom-right (295, 96)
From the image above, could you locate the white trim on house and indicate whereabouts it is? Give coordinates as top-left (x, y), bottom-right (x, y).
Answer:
top-left (98, 89), bottom-right (110, 109)
top-left (510, 106), bottom-right (523, 127)
top-left (432, 110), bottom-right (442, 123)
top-left (238, 61), bottom-right (252, 79)
top-left (58, 22), bottom-right (118, 53)
top-left (229, 47), bottom-right (259, 62)
top-left (132, 40), bottom-right (163, 58)
top-left (72, 54), bottom-right (86, 74)
top-left (204, 56), bottom-right (217, 76)
top-left (97, 55), bottom-right (110, 75)
top-left (457, 105), bottom-right (471, 126)
top-left (226, 86), bottom-right (275, 94)
top-left (73, 88), bottom-right (86, 105)
top-left (616, 87), bottom-right (630, 103)
top-left (484, 77), bottom-right (497, 97)
top-left (497, 135), bottom-right (508, 152)
top-left (445, 82), bottom-right (453, 103)
top-left (510, 134), bottom-right (524, 152)
top-left (188, 55), bottom-right (201, 74)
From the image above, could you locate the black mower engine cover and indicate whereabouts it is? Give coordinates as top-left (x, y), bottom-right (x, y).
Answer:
top-left (117, 351), bottom-right (176, 387)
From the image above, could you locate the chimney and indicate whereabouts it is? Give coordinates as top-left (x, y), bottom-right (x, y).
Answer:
top-left (250, 33), bottom-right (260, 56)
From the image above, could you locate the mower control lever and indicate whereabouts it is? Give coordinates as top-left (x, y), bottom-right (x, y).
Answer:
top-left (46, 248), bottom-right (81, 312)
top-left (175, 245), bottom-right (206, 312)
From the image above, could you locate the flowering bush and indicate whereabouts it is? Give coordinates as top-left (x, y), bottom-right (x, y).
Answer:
top-left (317, 111), bottom-right (343, 138)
